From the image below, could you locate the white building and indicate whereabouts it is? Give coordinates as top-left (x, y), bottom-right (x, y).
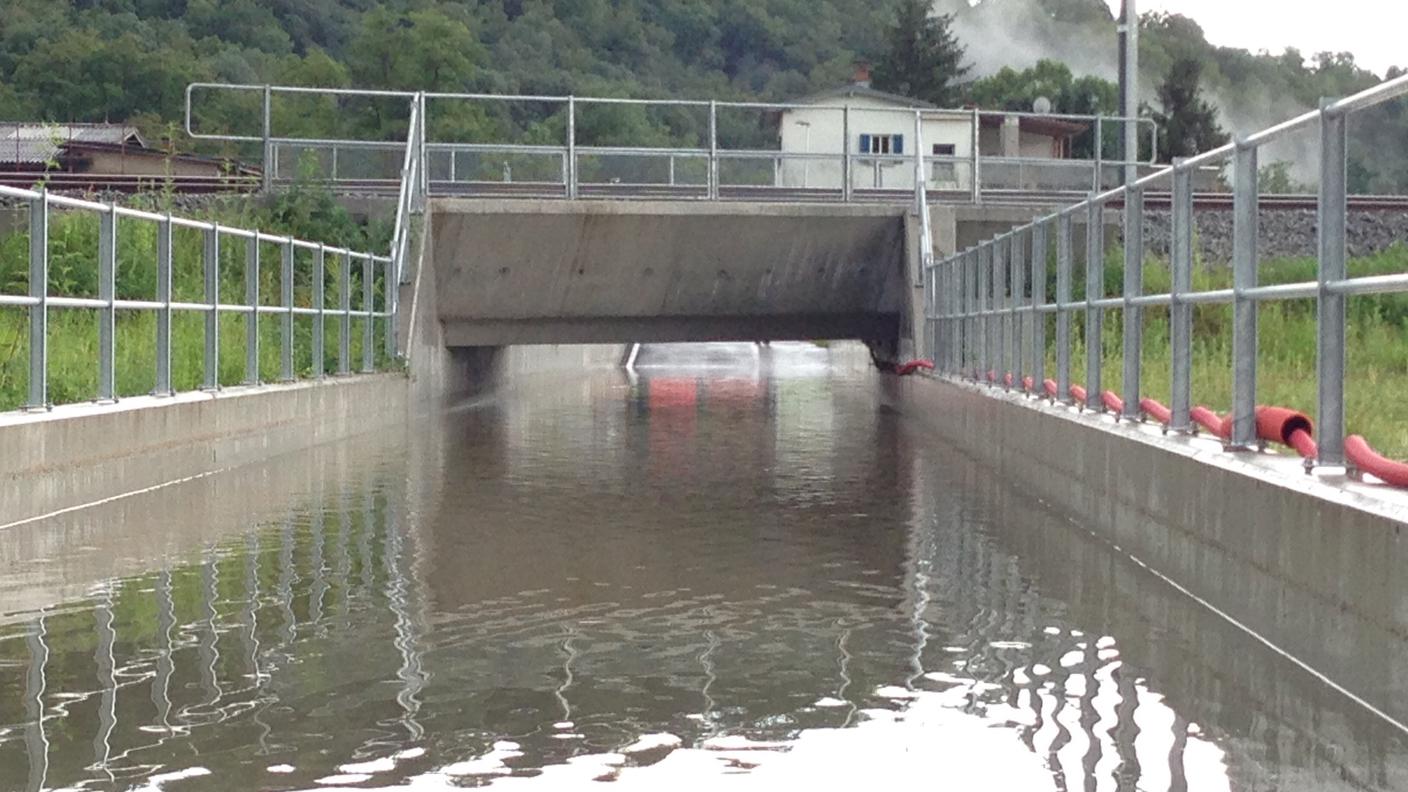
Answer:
top-left (778, 68), bottom-right (1088, 192)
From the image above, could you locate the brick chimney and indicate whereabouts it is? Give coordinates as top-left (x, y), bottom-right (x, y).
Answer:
top-left (851, 61), bottom-right (872, 89)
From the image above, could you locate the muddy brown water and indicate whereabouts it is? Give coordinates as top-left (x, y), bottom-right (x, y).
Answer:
top-left (1, 342), bottom-right (1404, 791)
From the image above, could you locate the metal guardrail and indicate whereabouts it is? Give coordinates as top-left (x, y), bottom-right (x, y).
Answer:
top-left (923, 73), bottom-right (1408, 471)
top-left (185, 83), bottom-right (1159, 204)
top-left (0, 185), bottom-right (398, 410)
top-left (2, 94), bottom-right (426, 411)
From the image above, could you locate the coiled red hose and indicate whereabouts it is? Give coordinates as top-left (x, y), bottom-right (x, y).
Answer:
top-left (1346, 436), bottom-right (1408, 487)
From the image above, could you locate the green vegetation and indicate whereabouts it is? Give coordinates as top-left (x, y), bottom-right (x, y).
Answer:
top-left (1030, 247), bottom-right (1408, 457)
top-left (0, 179), bottom-right (394, 410)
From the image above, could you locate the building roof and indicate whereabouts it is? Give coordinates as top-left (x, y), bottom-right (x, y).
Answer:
top-left (0, 123), bottom-right (146, 165)
top-left (791, 84), bottom-right (938, 110)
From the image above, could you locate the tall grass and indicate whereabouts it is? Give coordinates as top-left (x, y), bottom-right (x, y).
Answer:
top-left (0, 179), bottom-right (394, 411)
top-left (1032, 246), bottom-right (1408, 458)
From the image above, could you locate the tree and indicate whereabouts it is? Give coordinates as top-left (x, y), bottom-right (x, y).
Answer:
top-left (872, 0), bottom-right (969, 106)
top-left (1151, 57), bottom-right (1228, 161)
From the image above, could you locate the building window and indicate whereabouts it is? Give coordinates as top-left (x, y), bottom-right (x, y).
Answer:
top-left (932, 144), bottom-right (956, 157)
top-left (859, 134), bottom-right (903, 155)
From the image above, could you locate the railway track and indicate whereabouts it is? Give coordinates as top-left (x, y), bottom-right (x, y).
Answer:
top-left (6, 173), bottom-right (1408, 212)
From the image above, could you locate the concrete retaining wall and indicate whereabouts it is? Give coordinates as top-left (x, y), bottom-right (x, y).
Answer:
top-left (885, 374), bottom-right (1408, 726)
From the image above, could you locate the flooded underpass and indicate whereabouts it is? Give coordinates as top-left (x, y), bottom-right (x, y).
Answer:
top-left (1, 342), bottom-right (1405, 791)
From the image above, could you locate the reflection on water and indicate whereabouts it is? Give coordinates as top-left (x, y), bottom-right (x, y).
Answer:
top-left (1, 342), bottom-right (1405, 790)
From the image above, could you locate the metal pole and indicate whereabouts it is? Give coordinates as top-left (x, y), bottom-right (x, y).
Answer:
top-left (245, 236), bottom-right (259, 385)
top-left (708, 100), bottom-right (719, 201)
top-left (314, 245), bottom-right (326, 378)
top-left (203, 225), bottom-right (220, 391)
top-left (98, 203), bottom-right (116, 402)
top-left (26, 192), bottom-right (48, 410)
top-left (362, 254), bottom-right (374, 373)
top-left (280, 241), bottom-right (294, 382)
top-left (1119, 0), bottom-right (1139, 186)
top-left (1031, 221), bottom-right (1048, 391)
top-left (1170, 163), bottom-right (1194, 432)
top-left (418, 93), bottom-right (428, 200)
top-left (978, 245), bottom-right (991, 381)
top-left (1056, 213), bottom-right (1073, 402)
top-left (913, 111), bottom-right (926, 216)
top-left (1317, 102), bottom-right (1348, 467)
top-left (155, 215), bottom-right (173, 396)
top-left (995, 237), bottom-right (1009, 385)
top-left (384, 257), bottom-right (396, 360)
top-left (566, 96), bottom-right (577, 199)
top-left (1011, 230), bottom-right (1026, 389)
top-left (842, 106), bottom-right (852, 202)
top-left (1121, 186), bottom-right (1144, 420)
top-left (262, 85), bottom-right (273, 192)
top-left (1085, 200), bottom-right (1103, 410)
top-left (970, 108), bottom-right (981, 204)
top-left (964, 252), bottom-right (975, 377)
top-left (339, 251), bottom-right (351, 375)
top-left (1230, 140), bottom-right (1259, 448)
top-left (1093, 116), bottom-right (1104, 192)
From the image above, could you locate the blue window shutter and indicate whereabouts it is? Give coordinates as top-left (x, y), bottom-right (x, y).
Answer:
top-left (859, 134), bottom-right (871, 154)
top-left (894, 134), bottom-right (904, 154)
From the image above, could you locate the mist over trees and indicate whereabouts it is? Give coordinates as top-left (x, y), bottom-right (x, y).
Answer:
top-left (0, 0), bottom-right (1403, 190)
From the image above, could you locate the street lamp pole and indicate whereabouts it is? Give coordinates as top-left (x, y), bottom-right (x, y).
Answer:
top-left (1119, 0), bottom-right (1139, 185)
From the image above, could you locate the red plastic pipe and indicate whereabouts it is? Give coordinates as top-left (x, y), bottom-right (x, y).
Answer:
top-left (1190, 406), bottom-right (1228, 437)
top-left (1003, 372), bottom-right (1014, 388)
top-left (1139, 398), bottom-right (1172, 426)
top-left (987, 370), bottom-right (998, 383)
top-left (1346, 436), bottom-right (1408, 487)
top-left (1253, 406), bottom-right (1316, 458)
top-left (1069, 384), bottom-right (1088, 403)
top-left (1100, 390), bottom-right (1124, 415)
top-left (1022, 376), bottom-right (1035, 393)
top-left (1043, 379), bottom-right (1059, 398)
top-left (895, 359), bottom-right (934, 376)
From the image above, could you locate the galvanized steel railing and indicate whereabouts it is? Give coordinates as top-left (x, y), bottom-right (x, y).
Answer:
top-left (184, 83), bottom-right (1157, 204)
top-left (924, 73), bottom-right (1408, 470)
top-left (0, 95), bottom-right (425, 411)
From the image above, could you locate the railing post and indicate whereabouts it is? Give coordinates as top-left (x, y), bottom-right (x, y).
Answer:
top-left (842, 106), bottom-right (852, 202)
top-left (1031, 221), bottom-right (1048, 392)
top-left (1009, 233), bottom-right (1024, 388)
top-left (26, 192), bottom-right (48, 410)
top-left (1229, 139), bottom-right (1259, 448)
top-left (978, 245), bottom-right (991, 381)
top-left (566, 95), bottom-right (577, 199)
top-left (1170, 162), bottom-right (1194, 433)
top-left (245, 235), bottom-right (260, 385)
top-left (313, 245), bottom-right (326, 379)
top-left (362, 253), bottom-right (374, 373)
top-left (262, 85), bottom-right (273, 192)
top-left (708, 100), bottom-right (719, 201)
top-left (1085, 200), bottom-right (1104, 410)
top-left (97, 203), bottom-right (116, 402)
top-left (203, 225), bottom-right (220, 391)
top-left (964, 251), bottom-right (976, 377)
top-left (155, 214), bottom-right (173, 396)
top-left (970, 108), bottom-right (981, 204)
top-left (1093, 115), bottom-right (1103, 192)
top-left (339, 251), bottom-right (351, 375)
top-left (418, 92), bottom-right (428, 200)
top-left (1317, 100), bottom-right (1348, 467)
top-left (1121, 186), bottom-right (1144, 420)
top-left (384, 257), bottom-right (396, 360)
top-left (1056, 212), bottom-right (1073, 402)
top-left (280, 240), bottom-right (294, 382)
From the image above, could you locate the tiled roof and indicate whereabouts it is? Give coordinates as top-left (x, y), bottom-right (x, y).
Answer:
top-left (0, 124), bottom-right (146, 165)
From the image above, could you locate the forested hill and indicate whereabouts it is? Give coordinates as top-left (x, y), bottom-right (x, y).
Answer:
top-left (0, 0), bottom-right (1404, 188)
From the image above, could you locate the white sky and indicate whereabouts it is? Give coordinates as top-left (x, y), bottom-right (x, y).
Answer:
top-left (1102, 0), bottom-right (1405, 76)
